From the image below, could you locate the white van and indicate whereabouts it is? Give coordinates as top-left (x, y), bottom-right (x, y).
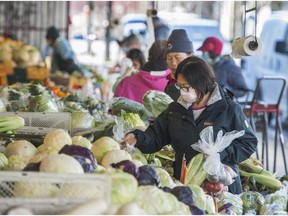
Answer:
top-left (241, 11), bottom-right (288, 119)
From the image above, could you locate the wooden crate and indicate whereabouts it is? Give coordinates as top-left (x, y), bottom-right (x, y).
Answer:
top-left (68, 75), bottom-right (88, 90)
top-left (0, 60), bottom-right (13, 75)
top-left (27, 66), bottom-right (49, 80)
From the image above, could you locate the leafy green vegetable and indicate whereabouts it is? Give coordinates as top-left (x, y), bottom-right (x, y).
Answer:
top-left (155, 167), bottom-right (175, 188)
top-left (0, 152), bottom-right (8, 170)
top-left (120, 112), bottom-right (146, 129)
top-left (134, 185), bottom-right (190, 215)
top-left (71, 136), bottom-right (92, 149)
top-left (0, 116), bottom-right (25, 133)
top-left (14, 182), bottom-right (59, 198)
top-left (91, 136), bottom-right (120, 164)
top-left (187, 184), bottom-right (207, 210)
top-left (111, 97), bottom-right (149, 120)
top-left (6, 155), bottom-right (29, 171)
top-left (142, 90), bottom-right (173, 118)
top-left (40, 154), bottom-right (84, 174)
top-left (110, 171), bottom-right (138, 204)
top-left (28, 94), bottom-right (60, 112)
top-left (71, 112), bottom-right (95, 129)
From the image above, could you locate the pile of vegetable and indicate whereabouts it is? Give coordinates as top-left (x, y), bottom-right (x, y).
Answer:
top-left (0, 39), bottom-right (44, 68)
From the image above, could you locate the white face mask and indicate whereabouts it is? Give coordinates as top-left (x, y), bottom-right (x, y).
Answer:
top-left (180, 88), bottom-right (198, 103)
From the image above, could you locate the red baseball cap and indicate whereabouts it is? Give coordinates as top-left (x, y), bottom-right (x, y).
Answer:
top-left (197, 36), bottom-right (223, 55)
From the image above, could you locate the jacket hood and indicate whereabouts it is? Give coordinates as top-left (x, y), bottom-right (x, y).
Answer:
top-left (138, 69), bottom-right (170, 88)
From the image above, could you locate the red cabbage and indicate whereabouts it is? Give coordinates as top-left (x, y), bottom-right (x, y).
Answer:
top-left (23, 162), bottom-right (41, 172)
top-left (137, 165), bottom-right (160, 186)
top-left (111, 160), bottom-right (139, 178)
top-left (59, 144), bottom-right (97, 172)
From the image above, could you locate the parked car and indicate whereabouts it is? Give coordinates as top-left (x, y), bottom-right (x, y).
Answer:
top-left (240, 11), bottom-right (288, 120)
top-left (118, 13), bottom-right (148, 45)
top-left (158, 13), bottom-right (231, 56)
top-left (118, 12), bottom-right (230, 56)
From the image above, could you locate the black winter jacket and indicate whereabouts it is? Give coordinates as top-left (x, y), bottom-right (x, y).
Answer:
top-left (213, 55), bottom-right (248, 98)
top-left (133, 84), bottom-right (258, 194)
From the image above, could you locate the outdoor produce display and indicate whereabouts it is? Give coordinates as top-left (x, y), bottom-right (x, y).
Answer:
top-left (0, 83), bottom-right (288, 215)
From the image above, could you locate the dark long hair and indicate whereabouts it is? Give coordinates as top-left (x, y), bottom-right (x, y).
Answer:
top-left (175, 56), bottom-right (216, 101)
top-left (126, 48), bottom-right (146, 69)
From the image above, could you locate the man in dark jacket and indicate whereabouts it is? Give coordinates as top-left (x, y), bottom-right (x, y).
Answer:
top-left (198, 36), bottom-right (248, 98)
top-left (164, 29), bottom-right (194, 101)
top-left (46, 26), bottom-right (81, 74)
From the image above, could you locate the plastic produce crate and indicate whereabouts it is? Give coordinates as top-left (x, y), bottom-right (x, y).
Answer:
top-left (0, 171), bottom-right (111, 215)
top-left (0, 112), bottom-right (71, 146)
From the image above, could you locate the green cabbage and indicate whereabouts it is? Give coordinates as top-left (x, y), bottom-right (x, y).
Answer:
top-left (57, 182), bottom-right (106, 199)
top-left (130, 148), bottom-right (147, 165)
top-left (4, 140), bottom-right (37, 158)
top-left (71, 112), bottom-right (95, 129)
top-left (43, 129), bottom-right (72, 151)
top-left (91, 136), bottom-right (120, 163)
top-left (134, 185), bottom-right (190, 215)
top-left (155, 167), bottom-right (175, 188)
top-left (187, 184), bottom-right (207, 210)
top-left (14, 182), bottom-right (59, 198)
top-left (6, 155), bottom-right (29, 171)
top-left (40, 154), bottom-right (84, 174)
top-left (205, 194), bottom-right (216, 214)
top-left (71, 136), bottom-right (92, 149)
top-left (110, 171), bottom-right (138, 205)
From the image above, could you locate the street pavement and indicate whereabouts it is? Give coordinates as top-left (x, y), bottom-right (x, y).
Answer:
top-left (254, 120), bottom-right (288, 177)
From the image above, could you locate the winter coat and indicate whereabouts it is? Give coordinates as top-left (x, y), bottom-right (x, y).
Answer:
top-left (113, 69), bottom-right (170, 104)
top-left (132, 84), bottom-right (258, 194)
top-left (213, 55), bottom-right (248, 98)
top-left (52, 38), bottom-right (80, 74)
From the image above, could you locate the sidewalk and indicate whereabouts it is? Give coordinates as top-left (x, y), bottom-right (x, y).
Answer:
top-left (255, 123), bottom-right (288, 177)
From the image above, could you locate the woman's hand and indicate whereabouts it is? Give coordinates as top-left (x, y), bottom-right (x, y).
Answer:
top-left (123, 133), bottom-right (137, 145)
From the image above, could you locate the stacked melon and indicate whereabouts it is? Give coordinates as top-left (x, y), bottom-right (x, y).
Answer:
top-left (0, 38), bottom-right (43, 68)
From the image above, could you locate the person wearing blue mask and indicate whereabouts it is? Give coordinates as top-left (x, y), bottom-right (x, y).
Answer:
top-left (198, 36), bottom-right (248, 98)
top-left (123, 56), bottom-right (257, 195)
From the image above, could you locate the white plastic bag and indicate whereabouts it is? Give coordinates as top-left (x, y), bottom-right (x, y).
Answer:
top-left (191, 126), bottom-right (244, 177)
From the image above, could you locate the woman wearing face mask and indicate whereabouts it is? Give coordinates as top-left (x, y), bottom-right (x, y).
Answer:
top-left (123, 56), bottom-right (257, 194)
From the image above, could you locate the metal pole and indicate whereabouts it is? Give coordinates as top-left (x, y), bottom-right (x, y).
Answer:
top-left (105, 1), bottom-right (112, 61)
top-left (66, 1), bottom-right (70, 39)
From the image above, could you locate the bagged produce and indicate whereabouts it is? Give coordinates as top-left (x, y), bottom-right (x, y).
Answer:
top-left (217, 191), bottom-right (243, 215)
top-left (263, 187), bottom-right (287, 211)
top-left (191, 126), bottom-right (244, 185)
top-left (240, 191), bottom-right (264, 214)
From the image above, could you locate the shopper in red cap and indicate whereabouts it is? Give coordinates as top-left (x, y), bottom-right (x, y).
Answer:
top-left (198, 36), bottom-right (248, 98)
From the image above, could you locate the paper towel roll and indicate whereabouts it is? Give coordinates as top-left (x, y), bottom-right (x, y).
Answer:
top-left (231, 35), bottom-right (263, 58)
